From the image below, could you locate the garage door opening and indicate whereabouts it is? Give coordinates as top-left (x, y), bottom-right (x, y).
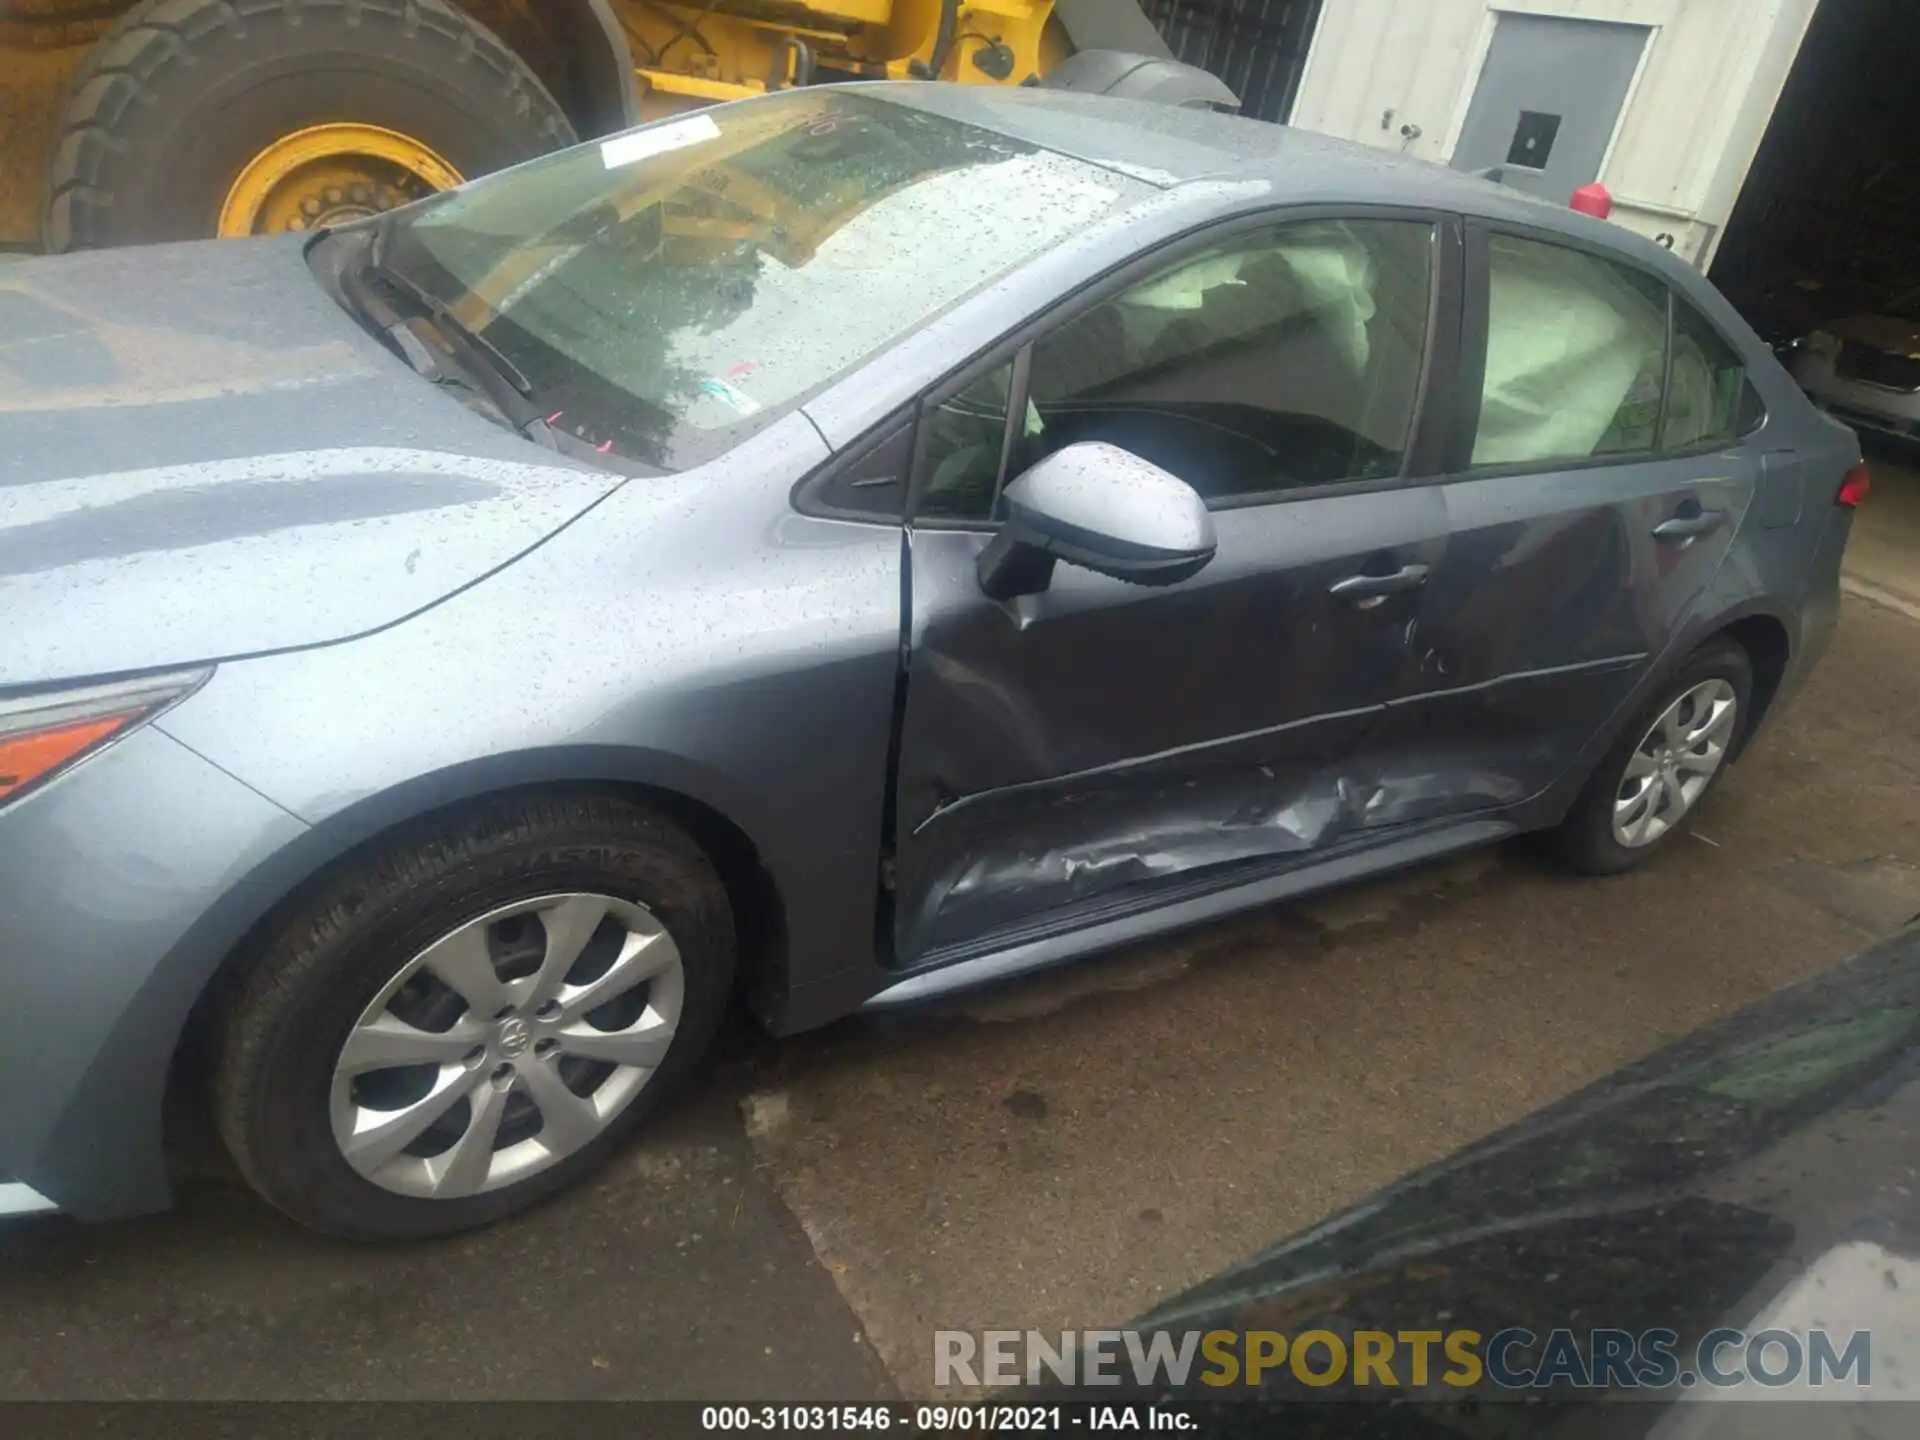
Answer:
top-left (1710, 0), bottom-right (1920, 346)
top-left (1710, 0), bottom-right (1920, 614)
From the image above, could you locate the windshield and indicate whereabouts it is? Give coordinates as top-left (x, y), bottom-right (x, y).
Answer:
top-left (373, 90), bottom-right (1144, 470)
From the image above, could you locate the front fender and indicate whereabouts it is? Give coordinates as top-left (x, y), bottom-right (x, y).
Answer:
top-left (0, 726), bottom-right (306, 1220)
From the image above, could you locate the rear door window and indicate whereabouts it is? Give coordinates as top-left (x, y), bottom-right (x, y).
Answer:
top-left (1469, 233), bottom-right (1766, 468)
top-left (1472, 234), bottom-right (1668, 467)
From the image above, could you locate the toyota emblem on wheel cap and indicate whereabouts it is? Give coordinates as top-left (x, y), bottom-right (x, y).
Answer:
top-left (496, 1017), bottom-right (531, 1058)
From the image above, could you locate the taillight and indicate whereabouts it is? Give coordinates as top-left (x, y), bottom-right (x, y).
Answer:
top-left (0, 670), bottom-right (208, 807)
top-left (1837, 461), bottom-right (1872, 508)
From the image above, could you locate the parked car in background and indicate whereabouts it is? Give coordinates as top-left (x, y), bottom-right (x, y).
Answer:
top-left (0, 84), bottom-right (1867, 1240)
top-left (1096, 918), bottom-right (1920, 1424)
top-left (1789, 286), bottom-right (1920, 441)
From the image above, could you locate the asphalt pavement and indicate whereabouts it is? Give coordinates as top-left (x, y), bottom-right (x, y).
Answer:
top-left (3, 493), bottom-right (1918, 1400)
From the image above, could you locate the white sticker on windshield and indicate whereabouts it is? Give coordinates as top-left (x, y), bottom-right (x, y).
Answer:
top-left (600, 113), bottom-right (720, 170)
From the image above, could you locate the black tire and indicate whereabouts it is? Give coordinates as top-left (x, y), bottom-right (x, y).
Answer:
top-left (211, 793), bottom-right (735, 1240)
top-left (1549, 638), bottom-right (1754, 876)
top-left (44, 0), bottom-right (574, 250)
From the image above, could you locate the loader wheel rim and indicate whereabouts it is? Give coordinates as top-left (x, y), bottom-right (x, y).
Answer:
top-left (218, 123), bottom-right (464, 237)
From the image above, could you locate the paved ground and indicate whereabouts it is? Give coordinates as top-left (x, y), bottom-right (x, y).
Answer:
top-left (3, 483), bottom-right (1917, 1400)
top-left (0, 1075), bottom-right (891, 1400)
top-left (744, 593), bottom-right (1920, 1397)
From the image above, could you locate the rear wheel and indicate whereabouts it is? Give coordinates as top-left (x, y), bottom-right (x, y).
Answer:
top-left (212, 794), bottom-right (735, 1239)
top-left (1550, 639), bottom-right (1753, 875)
top-left (43, 0), bottom-right (573, 249)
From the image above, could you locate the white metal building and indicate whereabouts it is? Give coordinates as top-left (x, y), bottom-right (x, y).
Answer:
top-left (1285, 0), bottom-right (1820, 269)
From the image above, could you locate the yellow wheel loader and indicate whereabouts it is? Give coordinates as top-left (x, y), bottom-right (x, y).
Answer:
top-left (0, 0), bottom-right (1234, 251)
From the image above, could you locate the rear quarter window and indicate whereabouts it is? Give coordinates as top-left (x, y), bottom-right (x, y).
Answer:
top-left (1664, 296), bottom-right (1764, 449)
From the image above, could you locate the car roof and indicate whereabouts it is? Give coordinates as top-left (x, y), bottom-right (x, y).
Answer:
top-left (867, 83), bottom-right (1687, 273)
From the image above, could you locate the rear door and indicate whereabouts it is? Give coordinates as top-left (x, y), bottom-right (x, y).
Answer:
top-left (890, 211), bottom-right (1460, 966)
top-left (1384, 224), bottom-right (1765, 819)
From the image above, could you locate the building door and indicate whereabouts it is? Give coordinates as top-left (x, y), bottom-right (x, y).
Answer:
top-left (1451, 14), bottom-right (1650, 202)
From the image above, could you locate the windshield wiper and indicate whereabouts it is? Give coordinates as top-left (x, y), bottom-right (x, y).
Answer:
top-left (331, 231), bottom-right (562, 452)
top-left (376, 268), bottom-right (534, 397)
top-left (364, 212), bottom-right (529, 392)
top-left (327, 228), bottom-right (645, 470)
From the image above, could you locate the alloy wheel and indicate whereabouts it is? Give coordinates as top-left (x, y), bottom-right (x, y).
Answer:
top-left (1611, 679), bottom-right (1739, 848)
top-left (329, 893), bottom-right (684, 1199)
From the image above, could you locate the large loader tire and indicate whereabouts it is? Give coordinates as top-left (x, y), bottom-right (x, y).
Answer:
top-left (43, 0), bottom-right (575, 251)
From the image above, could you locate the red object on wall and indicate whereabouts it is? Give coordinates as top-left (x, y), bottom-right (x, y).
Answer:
top-left (1569, 182), bottom-right (1614, 219)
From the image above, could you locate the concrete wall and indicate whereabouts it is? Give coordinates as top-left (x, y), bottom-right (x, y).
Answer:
top-left (1290, 0), bottom-right (1823, 267)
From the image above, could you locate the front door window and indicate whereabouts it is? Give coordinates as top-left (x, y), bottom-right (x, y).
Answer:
top-left (1015, 218), bottom-right (1436, 503)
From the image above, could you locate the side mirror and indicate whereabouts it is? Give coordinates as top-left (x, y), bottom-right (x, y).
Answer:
top-left (977, 442), bottom-right (1216, 601)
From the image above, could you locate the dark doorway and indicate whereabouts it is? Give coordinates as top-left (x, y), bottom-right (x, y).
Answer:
top-left (1711, 0), bottom-right (1920, 343)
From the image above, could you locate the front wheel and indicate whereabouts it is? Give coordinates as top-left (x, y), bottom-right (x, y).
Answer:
top-left (1550, 639), bottom-right (1753, 875)
top-left (211, 794), bottom-right (735, 1239)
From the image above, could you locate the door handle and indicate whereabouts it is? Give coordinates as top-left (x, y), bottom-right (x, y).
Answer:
top-left (1328, 563), bottom-right (1429, 600)
top-left (1652, 508), bottom-right (1726, 541)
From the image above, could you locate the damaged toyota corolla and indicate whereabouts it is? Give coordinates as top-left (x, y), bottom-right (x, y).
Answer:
top-left (0, 84), bottom-right (1864, 1238)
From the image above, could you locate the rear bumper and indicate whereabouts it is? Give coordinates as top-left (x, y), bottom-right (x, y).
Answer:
top-left (0, 724), bottom-right (306, 1221)
top-left (1767, 505), bottom-right (1852, 729)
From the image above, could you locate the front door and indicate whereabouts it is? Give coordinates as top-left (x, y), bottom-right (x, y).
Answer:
top-left (1385, 226), bottom-right (1763, 820)
top-left (891, 213), bottom-right (1454, 966)
top-left (1451, 14), bottom-right (1648, 202)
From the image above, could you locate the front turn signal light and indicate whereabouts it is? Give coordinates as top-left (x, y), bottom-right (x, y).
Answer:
top-left (0, 670), bottom-right (210, 807)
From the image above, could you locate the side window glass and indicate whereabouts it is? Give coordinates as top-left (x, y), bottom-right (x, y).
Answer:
top-left (814, 420), bottom-right (912, 519)
top-left (1474, 235), bottom-right (1668, 466)
top-left (1664, 299), bottom-right (1756, 450)
top-left (1014, 218), bottom-right (1435, 504)
top-left (915, 361), bottom-right (1013, 523)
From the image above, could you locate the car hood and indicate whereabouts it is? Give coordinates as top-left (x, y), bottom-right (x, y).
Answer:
top-left (1825, 312), bottom-right (1920, 354)
top-left (0, 238), bottom-right (623, 688)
